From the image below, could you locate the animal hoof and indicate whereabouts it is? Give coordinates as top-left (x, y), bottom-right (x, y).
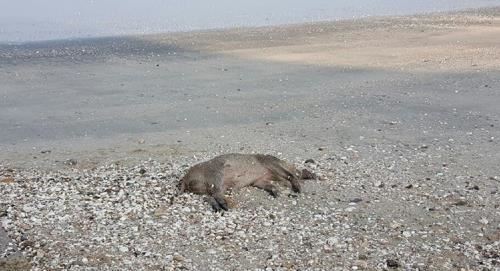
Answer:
top-left (210, 200), bottom-right (227, 212)
top-left (212, 204), bottom-right (224, 212)
top-left (216, 197), bottom-right (229, 211)
top-left (291, 182), bottom-right (302, 193)
top-left (269, 189), bottom-right (279, 198)
top-left (206, 196), bottom-right (228, 212)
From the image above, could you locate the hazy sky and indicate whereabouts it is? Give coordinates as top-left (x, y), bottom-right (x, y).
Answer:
top-left (1, 0), bottom-right (499, 42)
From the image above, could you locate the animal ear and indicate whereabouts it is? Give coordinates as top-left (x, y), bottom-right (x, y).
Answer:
top-left (301, 169), bottom-right (316, 180)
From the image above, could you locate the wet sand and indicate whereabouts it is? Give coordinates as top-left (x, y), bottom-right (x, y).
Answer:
top-left (1, 7), bottom-right (500, 270)
top-left (0, 8), bottom-right (499, 170)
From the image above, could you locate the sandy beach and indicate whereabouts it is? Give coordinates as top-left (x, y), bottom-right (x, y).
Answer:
top-left (1, 7), bottom-right (500, 270)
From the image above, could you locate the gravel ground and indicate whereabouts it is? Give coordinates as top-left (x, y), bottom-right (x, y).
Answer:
top-left (1, 146), bottom-right (499, 270)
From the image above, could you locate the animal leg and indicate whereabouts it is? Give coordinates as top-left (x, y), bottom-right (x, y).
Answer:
top-left (258, 156), bottom-right (302, 193)
top-left (288, 176), bottom-right (302, 193)
top-left (253, 179), bottom-right (280, 198)
top-left (199, 160), bottom-right (229, 212)
top-left (275, 174), bottom-right (301, 193)
top-left (205, 193), bottom-right (228, 212)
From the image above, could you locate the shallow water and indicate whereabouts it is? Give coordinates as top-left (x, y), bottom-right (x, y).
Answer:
top-left (1, 0), bottom-right (500, 42)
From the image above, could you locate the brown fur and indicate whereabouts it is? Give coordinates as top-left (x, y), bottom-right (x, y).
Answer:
top-left (179, 153), bottom-right (316, 211)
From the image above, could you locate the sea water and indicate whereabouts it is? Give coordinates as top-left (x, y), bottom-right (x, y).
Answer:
top-left (0, 0), bottom-right (499, 42)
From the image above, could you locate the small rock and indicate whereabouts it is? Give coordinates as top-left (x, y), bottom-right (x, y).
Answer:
top-left (354, 260), bottom-right (368, 269)
top-left (468, 185), bottom-right (479, 190)
top-left (64, 159), bottom-right (78, 166)
top-left (40, 150), bottom-right (51, 154)
top-left (345, 206), bottom-right (356, 212)
top-left (0, 177), bottom-right (15, 184)
top-left (452, 200), bottom-right (468, 206)
top-left (19, 240), bottom-right (35, 249)
top-left (173, 255), bottom-right (185, 262)
top-left (138, 139), bottom-right (146, 144)
top-left (139, 168), bottom-right (146, 175)
top-left (304, 159), bottom-right (316, 164)
top-left (22, 206), bottom-right (35, 213)
top-left (405, 184), bottom-right (413, 189)
top-left (358, 255), bottom-right (368, 260)
top-left (390, 222), bottom-right (402, 229)
top-left (318, 147), bottom-right (326, 151)
top-left (326, 237), bottom-right (339, 245)
top-left (36, 250), bottom-right (45, 258)
top-left (118, 246), bottom-right (129, 253)
top-left (402, 231), bottom-right (412, 238)
top-left (479, 218), bottom-right (489, 225)
top-left (323, 245), bottom-right (334, 253)
top-left (349, 198), bottom-right (363, 203)
top-left (419, 145), bottom-right (429, 150)
top-left (153, 207), bottom-right (169, 217)
top-left (386, 259), bottom-right (400, 268)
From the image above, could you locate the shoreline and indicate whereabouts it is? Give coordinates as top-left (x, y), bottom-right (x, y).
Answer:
top-left (0, 2), bottom-right (500, 44)
top-left (1, 6), bottom-right (499, 54)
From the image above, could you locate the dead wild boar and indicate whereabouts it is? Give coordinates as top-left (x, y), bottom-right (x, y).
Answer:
top-left (179, 153), bottom-right (316, 211)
